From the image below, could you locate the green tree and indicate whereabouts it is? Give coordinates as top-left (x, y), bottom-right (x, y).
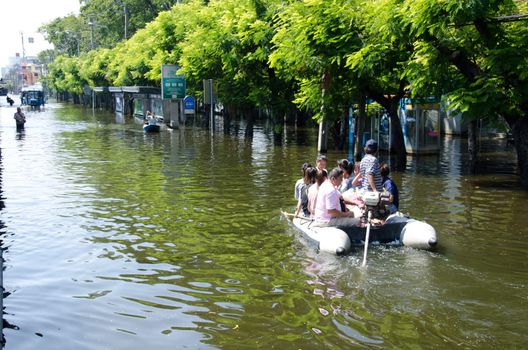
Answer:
top-left (79, 0), bottom-right (181, 47)
top-left (179, 0), bottom-right (293, 122)
top-left (345, 0), bottom-right (411, 157)
top-left (47, 55), bottom-right (86, 95)
top-left (40, 15), bottom-right (87, 56)
top-left (400, 0), bottom-right (528, 187)
top-left (77, 48), bottom-right (114, 87)
top-left (270, 0), bottom-right (363, 151)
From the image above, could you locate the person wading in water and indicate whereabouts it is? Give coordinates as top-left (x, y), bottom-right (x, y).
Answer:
top-left (14, 107), bottom-right (26, 131)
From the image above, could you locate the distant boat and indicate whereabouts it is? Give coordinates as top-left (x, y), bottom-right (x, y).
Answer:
top-left (143, 114), bottom-right (161, 133)
top-left (143, 123), bottom-right (161, 133)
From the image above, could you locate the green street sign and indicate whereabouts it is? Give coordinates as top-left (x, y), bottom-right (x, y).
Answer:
top-left (161, 64), bottom-right (186, 99)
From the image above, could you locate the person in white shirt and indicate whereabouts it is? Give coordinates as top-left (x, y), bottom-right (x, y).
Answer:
top-left (313, 168), bottom-right (361, 228)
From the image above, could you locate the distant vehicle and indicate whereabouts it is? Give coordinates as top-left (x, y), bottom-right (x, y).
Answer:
top-left (21, 84), bottom-right (45, 107)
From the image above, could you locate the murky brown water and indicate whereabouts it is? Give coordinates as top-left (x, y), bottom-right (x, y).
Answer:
top-left (0, 101), bottom-right (526, 349)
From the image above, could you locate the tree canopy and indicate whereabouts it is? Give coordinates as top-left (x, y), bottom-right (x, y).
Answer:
top-left (41, 0), bottom-right (528, 186)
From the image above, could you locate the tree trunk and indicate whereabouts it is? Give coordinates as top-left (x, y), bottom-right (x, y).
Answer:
top-left (354, 97), bottom-right (366, 162)
top-left (330, 109), bottom-right (348, 150)
top-left (508, 116), bottom-right (528, 189)
top-left (387, 102), bottom-right (405, 156)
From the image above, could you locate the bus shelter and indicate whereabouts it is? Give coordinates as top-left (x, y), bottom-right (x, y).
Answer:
top-left (399, 98), bottom-right (441, 154)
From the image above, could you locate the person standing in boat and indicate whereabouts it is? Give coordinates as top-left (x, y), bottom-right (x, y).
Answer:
top-left (313, 168), bottom-right (361, 228)
top-left (294, 162), bottom-right (312, 200)
top-left (380, 163), bottom-right (399, 213)
top-left (14, 107), bottom-right (26, 131)
top-left (294, 166), bottom-right (317, 217)
top-left (353, 139), bottom-right (383, 193)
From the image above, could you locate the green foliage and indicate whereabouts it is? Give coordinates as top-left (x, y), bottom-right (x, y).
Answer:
top-left (270, 0), bottom-right (363, 121)
top-left (44, 0), bottom-right (528, 129)
top-left (79, 0), bottom-right (181, 47)
top-left (40, 15), bottom-right (86, 56)
top-left (178, 0), bottom-right (293, 116)
top-left (401, 0), bottom-right (528, 120)
top-left (77, 49), bottom-right (114, 87)
top-left (47, 55), bottom-right (86, 94)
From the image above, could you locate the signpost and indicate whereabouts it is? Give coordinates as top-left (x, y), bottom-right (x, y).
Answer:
top-left (162, 65), bottom-right (185, 128)
top-left (203, 79), bottom-right (214, 131)
top-left (184, 95), bottom-right (195, 114)
top-left (161, 65), bottom-right (185, 100)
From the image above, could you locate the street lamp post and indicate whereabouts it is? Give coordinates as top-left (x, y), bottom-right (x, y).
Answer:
top-left (124, 4), bottom-right (128, 39)
top-left (88, 17), bottom-right (95, 50)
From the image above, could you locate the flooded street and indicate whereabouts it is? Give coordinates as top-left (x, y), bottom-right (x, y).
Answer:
top-left (0, 100), bottom-right (526, 349)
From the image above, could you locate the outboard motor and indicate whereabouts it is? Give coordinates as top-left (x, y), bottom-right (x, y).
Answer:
top-left (362, 191), bottom-right (391, 221)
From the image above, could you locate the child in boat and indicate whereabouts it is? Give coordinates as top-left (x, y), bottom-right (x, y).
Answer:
top-left (380, 163), bottom-right (399, 213)
top-left (294, 166), bottom-right (317, 217)
top-left (294, 162), bottom-right (311, 200)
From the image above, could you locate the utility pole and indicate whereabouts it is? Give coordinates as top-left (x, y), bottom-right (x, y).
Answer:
top-left (20, 31), bottom-right (26, 59)
top-left (124, 4), bottom-right (128, 39)
top-left (89, 17), bottom-right (94, 50)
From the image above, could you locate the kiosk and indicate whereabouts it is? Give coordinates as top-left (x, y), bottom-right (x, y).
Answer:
top-left (399, 98), bottom-right (441, 154)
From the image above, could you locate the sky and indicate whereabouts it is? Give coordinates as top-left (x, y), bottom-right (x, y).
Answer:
top-left (0, 0), bottom-right (80, 70)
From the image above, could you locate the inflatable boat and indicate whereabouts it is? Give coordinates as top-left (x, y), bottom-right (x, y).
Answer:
top-left (287, 212), bottom-right (438, 255)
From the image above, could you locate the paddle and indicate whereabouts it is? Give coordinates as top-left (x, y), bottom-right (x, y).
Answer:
top-left (361, 210), bottom-right (372, 267)
top-left (280, 211), bottom-right (313, 222)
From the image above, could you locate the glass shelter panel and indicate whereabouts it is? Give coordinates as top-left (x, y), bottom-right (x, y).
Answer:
top-left (134, 99), bottom-right (144, 116)
top-left (151, 99), bottom-right (163, 117)
top-left (379, 114), bottom-right (390, 151)
top-left (405, 110), bottom-right (417, 148)
top-left (421, 110), bottom-right (440, 147)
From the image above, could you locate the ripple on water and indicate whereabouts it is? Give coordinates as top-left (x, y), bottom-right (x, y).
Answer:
top-left (1, 104), bottom-right (527, 348)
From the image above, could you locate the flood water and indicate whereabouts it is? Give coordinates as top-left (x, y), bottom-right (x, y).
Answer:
top-left (0, 101), bottom-right (526, 349)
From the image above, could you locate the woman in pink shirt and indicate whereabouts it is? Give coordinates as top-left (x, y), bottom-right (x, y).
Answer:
top-left (313, 168), bottom-right (361, 228)
top-left (307, 169), bottom-right (327, 218)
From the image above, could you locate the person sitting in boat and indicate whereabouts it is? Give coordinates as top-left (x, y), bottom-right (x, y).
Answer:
top-left (307, 168), bottom-right (327, 218)
top-left (294, 162), bottom-right (312, 201)
top-left (380, 163), bottom-right (399, 213)
top-left (339, 159), bottom-right (364, 216)
top-left (315, 154), bottom-right (327, 172)
top-left (337, 158), bottom-right (356, 193)
top-left (144, 111), bottom-right (151, 124)
top-left (352, 139), bottom-right (383, 193)
top-left (313, 168), bottom-right (361, 228)
top-left (294, 166), bottom-right (317, 217)
top-left (14, 107), bottom-right (26, 130)
top-left (147, 112), bottom-right (157, 126)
